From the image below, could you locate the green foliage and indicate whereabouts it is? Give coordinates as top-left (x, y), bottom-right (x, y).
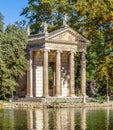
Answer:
top-left (75, 0), bottom-right (113, 90)
top-left (0, 24), bottom-right (27, 100)
top-left (21, 0), bottom-right (75, 33)
top-left (0, 12), bottom-right (4, 32)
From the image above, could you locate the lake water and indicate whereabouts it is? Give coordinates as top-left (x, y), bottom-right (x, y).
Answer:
top-left (0, 107), bottom-right (113, 130)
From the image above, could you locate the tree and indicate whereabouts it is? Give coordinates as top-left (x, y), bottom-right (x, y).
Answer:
top-left (0, 12), bottom-right (4, 32)
top-left (0, 24), bottom-right (27, 100)
top-left (75, 0), bottom-right (113, 91)
top-left (21, 0), bottom-right (75, 33)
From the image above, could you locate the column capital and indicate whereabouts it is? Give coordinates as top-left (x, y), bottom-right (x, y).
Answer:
top-left (70, 50), bottom-right (76, 54)
top-left (43, 49), bottom-right (50, 53)
top-left (56, 49), bottom-right (62, 53)
top-left (29, 50), bottom-right (33, 52)
top-left (82, 51), bottom-right (87, 55)
top-left (29, 50), bottom-right (33, 57)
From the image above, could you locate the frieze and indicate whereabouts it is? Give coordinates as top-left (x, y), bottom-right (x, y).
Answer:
top-left (27, 43), bottom-right (44, 51)
top-left (45, 43), bottom-right (78, 52)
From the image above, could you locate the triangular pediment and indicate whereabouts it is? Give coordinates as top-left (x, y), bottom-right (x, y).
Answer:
top-left (46, 27), bottom-right (90, 44)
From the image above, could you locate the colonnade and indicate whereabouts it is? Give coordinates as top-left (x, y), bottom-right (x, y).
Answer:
top-left (26, 49), bottom-right (86, 97)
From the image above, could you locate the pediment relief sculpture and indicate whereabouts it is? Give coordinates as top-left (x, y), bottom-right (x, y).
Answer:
top-left (49, 31), bottom-right (76, 42)
top-left (46, 28), bottom-right (89, 44)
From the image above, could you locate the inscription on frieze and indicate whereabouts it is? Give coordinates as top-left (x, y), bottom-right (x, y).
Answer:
top-left (45, 43), bottom-right (77, 51)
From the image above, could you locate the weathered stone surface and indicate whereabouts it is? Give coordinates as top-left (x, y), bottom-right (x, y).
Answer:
top-left (2, 98), bottom-right (113, 108)
top-left (20, 26), bottom-right (89, 98)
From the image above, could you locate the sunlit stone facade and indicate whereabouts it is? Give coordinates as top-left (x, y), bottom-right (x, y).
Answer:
top-left (26, 26), bottom-right (89, 98)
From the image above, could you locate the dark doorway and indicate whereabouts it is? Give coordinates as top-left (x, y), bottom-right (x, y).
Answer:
top-left (49, 62), bottom-right (55, 96)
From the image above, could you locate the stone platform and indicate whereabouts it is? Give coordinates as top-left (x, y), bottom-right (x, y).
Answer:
top-left (16, 96), bottom-right (94, 103)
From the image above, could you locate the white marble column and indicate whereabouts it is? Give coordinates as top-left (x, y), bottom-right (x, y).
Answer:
top-left (69, 51), bottom-right (75, 97)
top-left (55, 50), bottom-right (61, 97)
top-left (43, 50), bottom-right (49, 97)
top-left (33, 51), bottom-right (37, 97)
top-left (26, 51), bottom-right (33, 97)
top-left (81, 52), bottom-right (86, 96)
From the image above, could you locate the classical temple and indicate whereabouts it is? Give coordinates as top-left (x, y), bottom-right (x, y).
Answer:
top-left (23, 22), bottom-right (90, 98)
top-left (16, 18), bottom-right (90, 98)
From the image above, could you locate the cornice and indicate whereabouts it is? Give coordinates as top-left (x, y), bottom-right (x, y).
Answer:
top-left (45, 39), bottom-right (87, 46)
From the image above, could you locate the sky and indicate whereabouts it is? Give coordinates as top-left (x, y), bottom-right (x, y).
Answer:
top-left (0, 0), bottom-right (28, 28)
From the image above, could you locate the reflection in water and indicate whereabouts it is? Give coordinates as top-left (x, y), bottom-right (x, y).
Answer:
top-left (27, 109), bottom-right (33, 129)
top-left (106, 107), bottom-right (109, 130)
top-left (81, 108), bottom-right (86, 130)
top-left (0, 107), bottom-right (113, 130)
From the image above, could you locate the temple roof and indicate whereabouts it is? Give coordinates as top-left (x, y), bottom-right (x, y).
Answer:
top-left (28, 26), bottom-right (90, 45)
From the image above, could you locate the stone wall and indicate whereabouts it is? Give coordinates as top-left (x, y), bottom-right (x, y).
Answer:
top-left (61, 52), bottom-right (69, 96)
top-left (34, 52), bottom-right (43, 97)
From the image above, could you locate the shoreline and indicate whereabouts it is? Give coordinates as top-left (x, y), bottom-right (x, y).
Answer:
top-left (1, 101), bottom-right (113, 109)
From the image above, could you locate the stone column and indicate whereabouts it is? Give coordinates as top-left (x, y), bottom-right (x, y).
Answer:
top-left (69, 51), bottom-right (75, 97)
top-left (26, 51), bottom-right (33, 97)
top-left (81, 52), bottom-right (86, 96)
top-left (33, 51), bottom-right (37, 97)
top-left (55, 50), bottom-right (61, 97)
top-left (43, 50), bottom-right (49, 97)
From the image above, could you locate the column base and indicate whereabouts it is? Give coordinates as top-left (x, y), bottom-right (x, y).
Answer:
top-left (82, 93), bottom-right (88, 98)
top-left (69, 94), bottom-right (76, 97)
top-left (55, 94), bottom-right (61, 97)
top-left (42, 95), bottom-right (50, 98)
top-left (26, 95), bottom-right (33, 98)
